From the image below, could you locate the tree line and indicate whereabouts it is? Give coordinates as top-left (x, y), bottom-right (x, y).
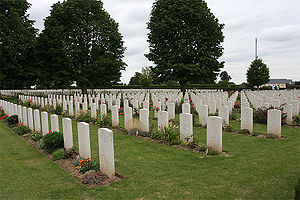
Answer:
top-left (0, 0), bottom-right (270, 94)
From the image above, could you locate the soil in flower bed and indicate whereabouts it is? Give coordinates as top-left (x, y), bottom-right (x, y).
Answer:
top-left (22, 134), bottom-right (125, 188)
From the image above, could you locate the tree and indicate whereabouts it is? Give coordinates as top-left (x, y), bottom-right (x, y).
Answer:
top-left (0, 0), bottom-right (38, 89)
top-left (146, 0), bottom-right (224, 95)
top-left (39, 0), bottom-right (126, 93)
top-left (129, 72), bottom-right (141, 85)
top-left (139, 67), bottom-right (153, 88)
top-left (246, 58), bottom-right (270, 88)
top-left (219, 71), bottom-right (231, 81)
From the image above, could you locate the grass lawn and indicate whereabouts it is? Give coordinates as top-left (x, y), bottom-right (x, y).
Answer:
top-left (0, 96), bottom-right (299, 199)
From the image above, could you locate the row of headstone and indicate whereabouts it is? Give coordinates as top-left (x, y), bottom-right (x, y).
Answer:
top-left (0, 99), bottom-right (115, 178)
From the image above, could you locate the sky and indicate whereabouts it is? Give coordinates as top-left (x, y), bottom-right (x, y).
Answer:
top-left (27, 0), bottom-right (300, 84)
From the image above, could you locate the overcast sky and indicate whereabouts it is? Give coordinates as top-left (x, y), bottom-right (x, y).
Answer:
top-left (27, 0), bottom-right (300, 84)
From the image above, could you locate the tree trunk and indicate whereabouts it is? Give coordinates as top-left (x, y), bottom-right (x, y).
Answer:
top-left (81, 82), bottom-right (88, 94)
top-left (180, 81), bottom-right (187, 98)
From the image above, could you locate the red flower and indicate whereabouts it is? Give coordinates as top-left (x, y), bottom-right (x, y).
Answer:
top-left (190, 99), bottom-right (192, 102)
top-left (119, 113), bottom-right (124, 115)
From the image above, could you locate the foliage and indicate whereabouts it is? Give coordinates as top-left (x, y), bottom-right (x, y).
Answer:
top-left (29, 131), bottom-right (43, 142)
top-left (38, 0), bottom-right (126, 92)
top-left (75, 157), bottom-right (99, 174)
top-left (246, 58), bottom-right (270, 88)
top-left (238, 129), bottom-right (250, 135)
top-left (76, 111), bottom-right (92, 123)
top-left (139, 67), bottom-right (153, 88)
top-left (253, 106), bottom-right (286, 125)
top-left (42, 131), bottom-right (64, 153)
top-left (6, 115), bottom-right (18, 125)
top-left (41, 104), bottom-right (54, 113)
top-left (219, 71), bottom-right (232, 81)
top-left (207, 149), bottom-right (219, 155)
top-left (234, 102), bottom-right (240, 110)
top-left (53, 105), bottom-right (63, 115)
top-left (0, 106), bottom-right (6, 117)
top-left (292, 115), bottom-right (300, 125)
top-left (146, 0), bottom-right (224, 94)
top-left (129, 72), bottom-right (142, 85)
top-left (0, 0), bottom-right (38, 89)
top-left (152, 122), bottom-right (180, 145)
top-left (132, 108), bottom-right (139, 119)
top-left (175, 101), bottom-right (183, 114)
top-left (52, 148), bottom-right (65, 161)
top-left (23, 99), bottom-right (33, 107)
top-left (223, 124), bottom-right (234, 132)
top-left (96, 113), bottom-right (111, 127)
top-left (12, 123), bottom-right (31, 135)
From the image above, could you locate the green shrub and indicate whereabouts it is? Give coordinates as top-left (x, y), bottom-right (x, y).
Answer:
top-left (96, 113), bottom-right (111, 127)
top-left (36, 139), bottom-right (44, 149)
top-left (223, 124), bottom-right (234, 132)
top-left (154, 122), bottom-right (181, 145)
top-left (12, 124), bottom-right (31, 135)
top-left (74, 158), bottom-right (99, 174)
top-left (252, 132), bottom-right (259, 136)
top-left (76, 111), bottom-right (92, 123)
top-left (64, 148), bottom-right (77, 159)
top-left (6, 115), bottom-right (18, 125)
top-left (52, 148), bottom-right (65, 161)
top-left (238, 129), bottom-right (250, 135)
top-left (0, 106), bottom-right (6, 117)
top-left (29, 131), bottom-right (43, 142)
top-left (254, 106), bottom-right (287, 125)
top-left (293, 115), bottom-right (300, 125)
top-left (43, 131), bottom-right (64, 153)
top-left (53, 105), bottom-right (63, 115)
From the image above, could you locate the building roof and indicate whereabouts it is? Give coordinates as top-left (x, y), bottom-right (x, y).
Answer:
top-left (268, 79), bottom-right (293, 84)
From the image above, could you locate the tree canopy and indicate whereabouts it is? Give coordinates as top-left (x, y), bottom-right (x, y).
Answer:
top-left (129, 72), bottom-right (141, 85)
top-left (139, 67), bottom-right (153, 88)
top-left (246, 58), bottom-right (270, 88)
top-left (219, 71), bottom-right (231, 81)
top-left (146, 0), bottom-right (224, 94)
top-left (0, 0), bottom-right (38, 89)
top-left (38, 0), bottom-right (126, 92)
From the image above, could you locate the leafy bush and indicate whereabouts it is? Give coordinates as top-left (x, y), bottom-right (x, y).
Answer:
top-left (175, 101), bottom-right (183, 114)
top-left (293, 115), bottom-right (300, 125)
top-left (0, 106), bottom-right (6, 117)
top-left (43, 131), bottom-right (64, 153)
top-left (52, 148), bottom-right (65, 161)
top-left (29, 131), bottom-right (43, 142)
top-left (64, 148), bottom-right (77, 159)
top-left (153, 122), bottom-right (181, 145)
top-left (36, 139), bottom-right (45, 149)
top-left (53, 105), bottom-right (63, 115)
top-left (23, 99), bottom-right (33, 107)
top-left (74, 158), bottom-right (99, 173)
top-left (223, 124), bottom-right (234, 132)
top-left (254, 106), bottom-right (287, 125)
top-left (132, 108), bottom-right (139, 118)
top-left (238, 129), bottom-right (250, 135)
top-left (41, 104), bottom-right (54, 113)
top-left (12, 124), bottom-right (31, 135)
top-left (96, 113), bottom-right (111, 127)
top-left (76, 111), bottom-right (92, 123)
top-left (6, 115), bottom-right (18, 125)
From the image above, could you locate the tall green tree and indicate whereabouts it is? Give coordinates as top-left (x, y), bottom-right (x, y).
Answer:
top-left (39, 0), bottom-right (126, 93)
top-left (0, 0), bottom-right (38, 89)
top-left (246, 58), bottom-right (270, 88)
top-left (129, 72), bottom-right (141, 85)
top-left (139, 67), bottom-right (153, 88)
top-left (146, 0), bottom-right (224, 95)
top-left (219, 71), bottom-right (231, 81)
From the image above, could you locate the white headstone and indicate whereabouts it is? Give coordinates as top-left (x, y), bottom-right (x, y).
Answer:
top-left (267, 109), bottom-right (281, 138)
top-left (50, 114), bottom-right (59, 132)
top-left (41, 112), bottom-right (49, 135)
top-left (140, 109), bottom-right (149, 132)
top-left (77, 122), bottom-right (91, 158)
top-left (207, 116), bottom-right (222, 153)
top-left (98, 128), bottom-right (115, 178)
top-left (241, 108), bottom-right (253, 134)
top-left (62, 118), bottom-right (73, 149)
top-left (34, 109), bottom-right (41, 132)
top-left (179, 113), bottom-right (193, 142)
